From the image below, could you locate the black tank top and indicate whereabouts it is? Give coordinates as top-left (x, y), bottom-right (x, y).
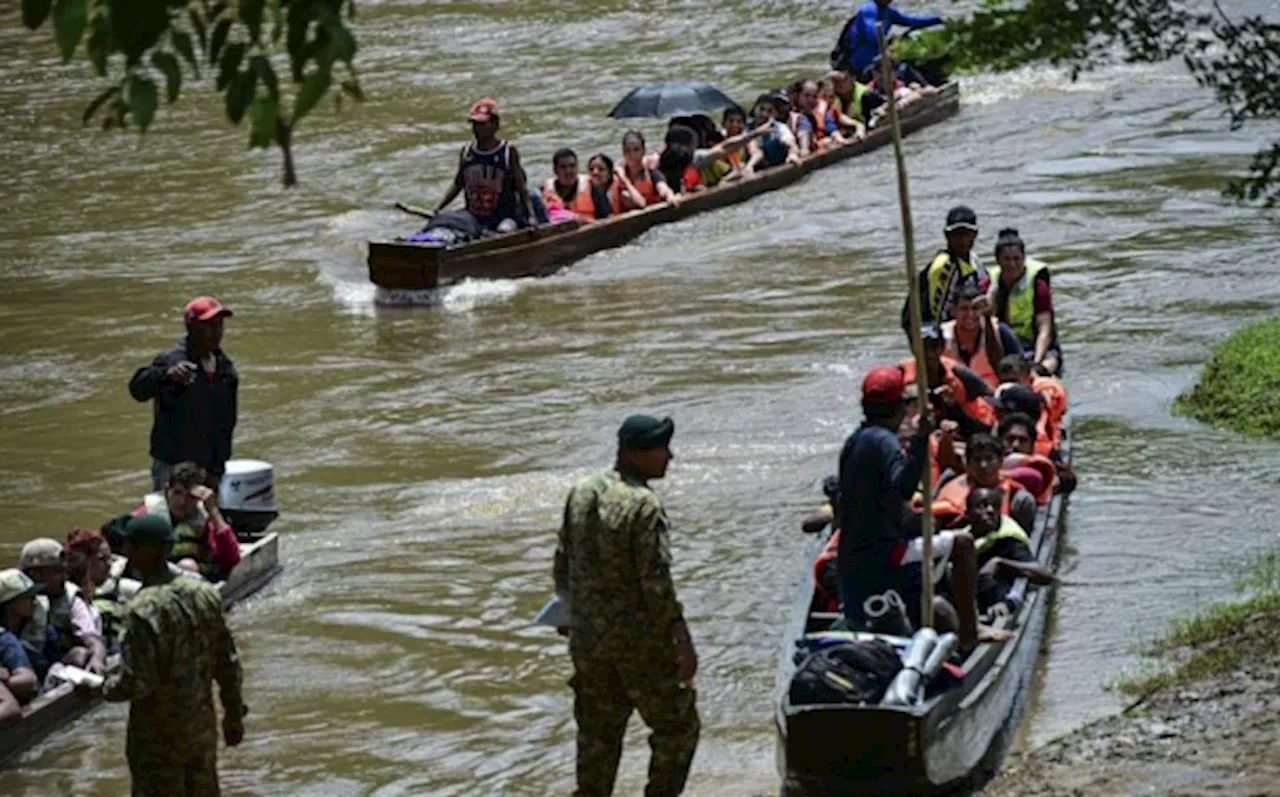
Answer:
top-left (461, 141), bottom-right (522, 226)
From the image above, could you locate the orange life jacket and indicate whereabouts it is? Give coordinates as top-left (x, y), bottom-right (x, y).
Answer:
top-left (1001, 453), bottom-right (1057, 505)
top-left (931, 474), bottom-right (1021, 529)
top-left (1031, 375), bottom-right (1067, 453)
top-left (941, 321), bottom-right (999, 389)
top-left (604, 181), bottom-right (624, 215)
top-left (682, 165), bottom-right (702, 193)
top-left (900, 356), bottom-right (997, 427)
top-left (542, 176), bottom-right (597, 221)
top-left (625, 166), bottom-right (663, 207)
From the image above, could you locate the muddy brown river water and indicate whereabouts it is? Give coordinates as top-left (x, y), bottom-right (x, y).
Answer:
top-left (2, 1), bottom-right (1280, 794)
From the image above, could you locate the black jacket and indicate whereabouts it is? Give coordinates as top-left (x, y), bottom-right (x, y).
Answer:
top-left (128, 337), bottom-right (238, 474)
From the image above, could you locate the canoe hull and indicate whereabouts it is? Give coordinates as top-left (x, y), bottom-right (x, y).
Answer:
top-left (777, 425), bottom-right (1070, 795)
top-left (0, 532), bottom-right (282, 767)
top-left (368, 83), bottom-right (962, 291)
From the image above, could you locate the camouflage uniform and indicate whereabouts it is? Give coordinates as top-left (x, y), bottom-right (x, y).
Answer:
top-left (554, 469), bottom-right (700, 797)
top-left (102, 573), bottom-right (246, 797)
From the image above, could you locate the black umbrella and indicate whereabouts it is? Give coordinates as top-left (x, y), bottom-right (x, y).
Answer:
top-left (607, 81), bottom-right (739, 119)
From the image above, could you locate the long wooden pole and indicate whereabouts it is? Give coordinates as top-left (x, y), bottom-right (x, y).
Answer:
top-left (876, 30), bottom-right (934, 629)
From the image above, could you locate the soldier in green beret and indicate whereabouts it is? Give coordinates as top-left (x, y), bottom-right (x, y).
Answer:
top-left (554, 414), bottom-right (700, 797)
top-left (83, 514), bottom-right (248, 797)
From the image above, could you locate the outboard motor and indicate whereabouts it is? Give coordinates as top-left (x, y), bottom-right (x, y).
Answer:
top-left (218, 459), bottom-right (278, 538)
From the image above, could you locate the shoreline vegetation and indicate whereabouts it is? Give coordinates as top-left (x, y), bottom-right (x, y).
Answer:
top-left (1174, 316), bottom-right (1280, 440)
top-left (981, 314), bottom-right (1280, 795)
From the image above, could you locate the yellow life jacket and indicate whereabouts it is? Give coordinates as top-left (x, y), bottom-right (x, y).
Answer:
top-left (966, 516), bottom-right (1032, 556)
top-left (924, 250), bottom-right (982, 324)
top-left (143, 493), bottom-right (209, 572)
top-left (989, 258), bottom-right (1048, 343)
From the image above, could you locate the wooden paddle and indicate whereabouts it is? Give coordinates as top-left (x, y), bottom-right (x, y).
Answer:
top-left (878, 28), bottom-right (935, 631)
top-left (394, 202), bottom-right (436, 219)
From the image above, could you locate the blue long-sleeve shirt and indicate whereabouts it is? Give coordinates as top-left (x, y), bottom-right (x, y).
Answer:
top-left (841, 1), bottom-right (943, 74)
top-left (836, 422), bottom-right (927, 592)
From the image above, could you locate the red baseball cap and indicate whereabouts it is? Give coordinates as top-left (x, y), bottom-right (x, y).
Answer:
top-left (862, 365), bottom-right (905, 405)
top-left (183, 296), bottom-right (233, 324)
top-left (468, 97), bottom-right (499, 123)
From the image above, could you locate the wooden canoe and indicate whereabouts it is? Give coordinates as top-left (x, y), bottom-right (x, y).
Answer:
top-left (0, 533), bottom-right (282, 767)
top-left (775, 424), bottom-right (1072, 796)
top-left (368, 82), bottom-right (962, 291)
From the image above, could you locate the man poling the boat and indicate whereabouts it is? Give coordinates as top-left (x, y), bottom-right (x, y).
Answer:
top-left (836, 366), bottom-right (1007, 653)
top-left (553, 414), bottom-right (699, 797)
top-left (433, 97), bottom-right (537, 233)
top-left (831, 0), bottom-right (943, 82)
top-left (990, 228), bottom-right (1062, 375)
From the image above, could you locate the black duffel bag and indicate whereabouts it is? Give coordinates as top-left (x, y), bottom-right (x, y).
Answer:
top-left (789, 641), bottom-right (903, 706)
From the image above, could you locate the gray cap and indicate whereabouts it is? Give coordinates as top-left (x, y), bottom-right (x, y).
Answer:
top-left (0, 569), bottom-right (42, 605)
top-left (18, 538), bottom-right (63, 570)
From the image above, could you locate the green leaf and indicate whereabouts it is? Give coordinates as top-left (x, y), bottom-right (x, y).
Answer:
top-left (325, 18), bottom-right (356, 64)
top-left (171, 30), bottom-right (199, 78)
top-left (150, 52), bottom-right (181, 103)
top-left (86, 13), bottom-right (108, 76)
top-left (189, 8), bottom-right (207, 52)
top-left (239, 0), bottom-right (264, 43)
top-left (127, 75), bottom-right (158, 132)
top-left (285, 0), bottom-right (310, 80)
top-left (216, 41), bottom-right (245, 91)
top-left (247, 97), bottom-right (278, 148)
top-left (22, 0), bottom-right (52, 29)
top-left (339, 78), bottom-right (364, 102)
top-left (209, 18), bottom-right (231, 65)
top-left (82, 84), bottom-right (119, 124)
top-left (292, 68), bottom-right (331, 124)
top-left (52, 0), bottom-right (89, 62)
top-left (225, 68), bottom-right (256, 124)
top-left (251, 54), bottom-right (278, 102)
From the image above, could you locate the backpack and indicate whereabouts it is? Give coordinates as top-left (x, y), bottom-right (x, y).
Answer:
top-left (830, 14), bottom-right (858, 71)
top-left (789, 640), bottom-right (903, 706)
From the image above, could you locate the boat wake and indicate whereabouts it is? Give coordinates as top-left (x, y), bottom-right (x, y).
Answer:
top-left (373, 278), bottom-right (521, 310)
top-left (962, 62), bottom-right (1190, 107)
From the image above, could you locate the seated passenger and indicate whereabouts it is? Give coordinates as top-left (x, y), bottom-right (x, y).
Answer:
top-left (541, 148), bottom-right (612, 222)
top-left (789, 79), bottom-right (826, 156)
top-left (932, 433), bottom-right (1036, 533)
top-left (722, 106), bottom-right (749, 167)
top-left (746, 94), bottom-right (801, 171)
top-left (825, 70), bottom-right (870, 140)
top-left (817, 78), bottom-right (859, 146)
top-left (991, 229), bottom-right (1061, 375)
top-left (941, 282), bottom-right (1024, 390)
top-left (133, 461), bottom-right (241, 581)
top-left (997, 354), bottom-right (1067, 450)
top-left (587, 153), bottom-right (622, 216)
top-left (962, 488), bottom-right (1054, 617)
top-left (996, 413), bottom-right (1057, 505)
top-left (18, 538), bottom-right (89, 678)
top-left (0, 569), bottom-right (41, 712)
top-left (618, 130), bottom-right (678, 209)
top-left (63, 529), bottom-right (111, 673)
top-left (900, 324), bottom-right (996, 434)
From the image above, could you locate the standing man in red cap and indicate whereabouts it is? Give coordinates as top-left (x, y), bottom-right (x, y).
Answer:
top-left (836, 366), bottom-right (1002, 652)
top-left (433, 97), bottom-right (537, 232)
top-left (129, 297), bottom-right (238, 491)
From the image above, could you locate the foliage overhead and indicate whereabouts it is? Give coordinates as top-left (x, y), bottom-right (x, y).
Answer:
top-left (20, 0), bottom-right (363, 186)
top-left (895, 0), bottom-right (1280, 206)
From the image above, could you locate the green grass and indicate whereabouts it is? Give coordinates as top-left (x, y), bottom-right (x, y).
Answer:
top-left (1116, 549), bottom-right (1280, 697)
top-left (1175, 316), bottom-right (1280, 439)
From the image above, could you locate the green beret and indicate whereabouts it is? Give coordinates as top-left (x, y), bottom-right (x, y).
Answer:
top-left (124, 514), bottom-right (177, 545)
top-left (618, 414), bottom-right (675, 449)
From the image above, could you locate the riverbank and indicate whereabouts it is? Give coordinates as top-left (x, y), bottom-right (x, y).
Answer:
top-left (981, 555), bottom-right (1280, 796)
top-left (1175, 316), bottom-right (1280, 439)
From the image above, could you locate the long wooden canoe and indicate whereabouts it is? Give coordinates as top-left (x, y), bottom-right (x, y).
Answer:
top-left (0, 533), bottom-right (282, 766)
top-left (368, 82), bottom-right (961, 291)
top-left (775, 425), bottom-right (1071, 795)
